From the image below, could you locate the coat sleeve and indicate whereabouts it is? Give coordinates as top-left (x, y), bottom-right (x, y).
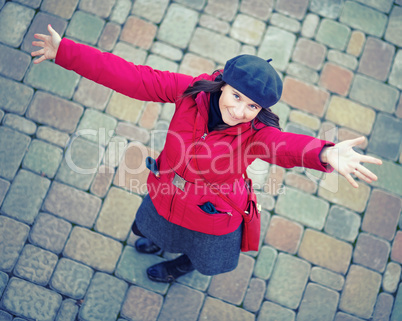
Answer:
top-left (249, 126), bottom-right (335, 172)
top-left (55, 38), bottom-right (194, 103)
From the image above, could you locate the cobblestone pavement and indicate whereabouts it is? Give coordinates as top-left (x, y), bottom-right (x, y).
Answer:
top-left (0, 0), bottom-right (401, 320)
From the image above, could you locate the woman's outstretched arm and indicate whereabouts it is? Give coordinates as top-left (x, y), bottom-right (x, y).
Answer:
top-left (31, 24), bottom-right (61, 64)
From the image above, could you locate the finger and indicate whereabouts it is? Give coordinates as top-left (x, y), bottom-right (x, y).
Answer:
top-left (359, 154), bottom-right (382, 165)
top-left (345, 173), bottom-right (359, 188)
top-left (48, 24), bottom-right (57, 36)
top-left (33, 56), bottom-right (46, 64)
top-left (34, 33), bottom-right (48, 41)
top-left (348, 136), bottom-right (366, 147)
top-left (357, 164), bottom-right (378, 181)
top-left (354, 170), bottom-right (373, 184)
top-left (31, 49), bottom-right (44, 57)
top-left (32, 41), bottom-right (44, 47)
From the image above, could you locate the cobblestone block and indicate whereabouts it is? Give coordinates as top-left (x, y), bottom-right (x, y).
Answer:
top-left (179, 53), bottom-right (215, 77)
top-left (319, 63), bottom-right (353, 96)
top-left (258, 301), bottom-right (295, 321)
top-left (90, 165), bottom-right (114, 198)
top-left (382, 262), bottom-right (401, 293)
top-left (120, 16), bottom-right (157, 50)
top-left (285, 122), bottom-right (315, 137)
top-left (0, 3), bottom-right (34, 47)
top-left (189, 28), bottom-right (241, 65)
top-left (275, 0), bottom-right (308, 20)
top-left (397, 97), bottom-right (402, 119)
top-left (208, 254), bottom-right (254, 305)
top-left (0, 44), bottom-right (30, 81)
top-left (339, 265), bottom-right (381, 319)
top-left (368, 114), bottom-right (402, 161)
top-left (74, 78), bottom-right (113, 111)
top-left (40, 0), bottom-right (79, 19)
top-left (132, 0), bottom-right (168, 23)
top-left (324, 205), bottom-right (361, 242)
top-left (286, 62), bottom-right (319, 84)
top-left (204, 0), bottom-right (238, 21)
top-left (0, 178), bottom-right (9, 206)
top-left (151, 42), bottom-right (183, 62)
top-left (316, 19), bottom-right (350, 50)
top-left (199, 296), bottom-right (254, 321)
top-left (22, 11), bottom-right (68, 54)
top-left (76, 109), bottom-right (117, 146)
top-left (353, 233), bottom-right (390, 272)
top-left (115, 122), bottom-right (150, 144)
top-left (365, 158), bottom-right (402, 196)
top-left (158, 284), bottom-right (204, 321)
top-left (356, 0), bottom-right (393, 12)
top-left (64, 226), bottom-right (122, 273)
top-left (284, 172), bottom-right (317, 194)
top-left (240, 0), bottom-right (273, 20)
top-left (24, 61), bottom-right (80, 99)
top-left (112, 42), bottom-right (147, 65)
top-left (334, 312), bottom-right (364, 321)
top-left (146, 54), bottom-right (178, 72)
top-left (158, 4), bottom-right (198, 49)
top-left (373, 292), bottom-right (394, 321)
top-left (391, 284), bottom-right (402, 320)
top-left (36, 127), bottom-right (70, 148)
top-left (325, 96), bottom-right (375, 135)
top-left (66, 11), bottom-right (105, 45)
top-left (297, 283), bottom-right (339, 321)
top-left (347, 34), bottom-right (366, 62)
top-left (139, 102), bottom-right (161, 130)
top-left (177, 270), bottom-right (211, 292)
top-left (309, 0), bottom-right (343, 18)
top-left (2, 170), bottom-right (50, 224)
top-left (258, 26), bottom-right (295, 71)
top-left (95, 187), bottom-right (142, 241)
top-left (114, 143), bottom-right (158, 195)
top-left (104, 136), bottom-right (127, 168)
top-left (358, 37), bottom-right (395, 81)
top-left (43, 181), bottom-right (102, 227)
top-left (265, 253), bottom-right (310, 309)
top-left (340, 1), bottom-right (387, 37)
top-left (292, 38), bottom-right (326, 70)
top-left (301, 13), bottom-right (319, 38)
top-left (98, 21), bottom-right (120, 51)
top-left (265, 165), bottom-right (285, 195)
top-left (265, 215), bottom-right (303, 254)
top-left (0, 310), bottom-right (14, 321)
top-left (230, 14), bottom-right (266, 46)
top-left (22, 139), bottom-right (63, 179)
top-left (253, 246), bottom-right (277, 280)
top-left (299, 229), bottom-right (352, 274)
top-left (115, 246), bottom-right (169, 294)
top-left (270, 13), bottom-right (301, 33)
top-left (55, 299), bottom-right (79, 321)
top-left (106, 92), bottom-right (144, 123)
top-left (79, 0), bottom-right (115, 18)
top-left (110, 0), bottom-right (131, 23)
top-left (79, 272), bottom-right (127, 321)
top-left (2, 277), bottom-right (62, 321)
top-left (121, 285), bottom-right (163, 321)
top-left (3, 114), bottom-right (36, 136)
top-left (50, 258), bottom-right (93, 299)
top-left (350, 75), bottom-right (399, 114)
top-left (243, 278), bottom-right (265, 313)
top-left (0, 216), bottom-right (29, 272)
top-left (310, 267), bottom-right (345, 291)
top-left (338, 128), bottom-right (368, 149)
top-left (56, 136), bottom-right (103, 190)
top-left (175, 0), bottom-right (205, 10)
top-left (275, 187), bottom-right (329, 229)
top-left (0, 271), bottom-right (8, 297)
top-left (14, 0), bottom-right (42, 8)
top-left (14, 244), bottom-right (58, 286)
top-left (385, 6), bottom-right (402, 46)
top-left (282, 77), bottom-right (329, 116)
top-left (0, 77), bottom-right (34, 115)
top-left (391, 231), bottom-right (402, 264)
top-left (29, 213), bottom-right (72, 254)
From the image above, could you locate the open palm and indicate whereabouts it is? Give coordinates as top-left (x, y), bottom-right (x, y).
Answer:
top-left (31, 24), bottom-right (61, 64)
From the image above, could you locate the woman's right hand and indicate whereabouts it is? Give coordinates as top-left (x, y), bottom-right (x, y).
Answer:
top-left (31, 24), bottom-right (61, 64)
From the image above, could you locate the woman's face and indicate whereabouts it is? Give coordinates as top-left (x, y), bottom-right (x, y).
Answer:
top-left (219, 84), bottom-right (262, 126)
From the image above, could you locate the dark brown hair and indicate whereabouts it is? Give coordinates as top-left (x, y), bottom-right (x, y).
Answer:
top-left (182, 76), bottom-right (281, 131)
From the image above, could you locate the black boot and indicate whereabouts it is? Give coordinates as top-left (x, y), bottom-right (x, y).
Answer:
top-left (147, 254), bottom-right (195, 283)
top-left (135, 237), bottom-right (162, 254)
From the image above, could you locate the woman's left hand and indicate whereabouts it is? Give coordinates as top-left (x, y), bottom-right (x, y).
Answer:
top-left (320, 136), bottom-right (382, 188)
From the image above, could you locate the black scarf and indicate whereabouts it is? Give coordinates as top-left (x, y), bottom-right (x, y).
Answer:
top-left (208, 90), bottom-right (225, 132)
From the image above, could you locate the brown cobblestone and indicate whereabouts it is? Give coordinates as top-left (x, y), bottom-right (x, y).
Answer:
top-left (139, 102), bottom-right (161, 130)
top-left (106, 92), bottom-right (144, 123)
top-left (179, 53), bottom-right (215, 77)
top-left (362, 189), bottom-right (401, 241)
top-left (391, 231), bottom-right (402, 264)
top-left (40, 0), bottom-right (79, 19)
top-left (73, 78), bottom-right (112, 111)
top-left (353, 233), bottom-right (390, 272)
top-left (284, 172), bottom-right (317, 194)
top-left (121, 286), bottom-right (163, 321)
top-left (242, 278), bottom-right (265, 313)
top-left (115, 122), bottom-right (150, 143)
top-left (282, 77), bottom-right (330, 117)
top-left (292, 38), bottom-right (326, 70)
top-left (98, 22), bottom-right (120, 51)
top-left (199, 297), bottom-right (254, 321)
top-left (347, 30), bottom-right (366, 56)
top-left (264, 165), bottom-right (285, 196)
top-left (120, 16), bottom-right (157, 50)
top-left (208, 254), bottom-right (254, 305)
top-left (204, 0), bottom-right (238, 21)
top-left (298, 229), bottom-right (352, 274)
top-left (319, 62), bottom-right (354, 96)
top-left (276, 0), bottom-right (309, 20)
top-left (265, 215), bottom-right (303, 254)
top-left (90, 165), bottom-right (115, 198)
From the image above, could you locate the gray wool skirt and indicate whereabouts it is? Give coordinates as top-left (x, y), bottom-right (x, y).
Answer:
top-left (132, 194), bottom-right (242, 275)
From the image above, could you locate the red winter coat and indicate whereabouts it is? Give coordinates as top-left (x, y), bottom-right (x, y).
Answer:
top-left (56, 39), bottom-right (334, 236)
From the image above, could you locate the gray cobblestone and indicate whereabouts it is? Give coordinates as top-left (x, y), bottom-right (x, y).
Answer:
top-left (0, 271), bottom-right (8, 297)
top-left (55, 299), bottom-right (79, 321)
top-left (243, 277), bottom-right (266, 313)
top-left (110, 0), bottom-right (131, 24)
top-left (132, 0), bottom-right (169, 23)
top-left (310, 266), bottom-right (345, 291)
top-left (40, 0), bottom-right (79, 19)
top-left (258, 301), bottom-right (295, 321)
top-left (0, 44), bottom-right (31, 81)
top-left (36, 126), bottom-right (70, 148)
top-left (0, 77), bottom-right (34, 115)
top-left (389, 50), bottom-right (402, 90)
top-left (3, 114), bottom-right (37, 136)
